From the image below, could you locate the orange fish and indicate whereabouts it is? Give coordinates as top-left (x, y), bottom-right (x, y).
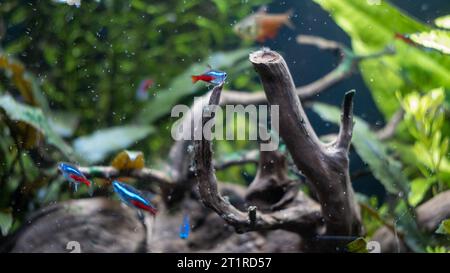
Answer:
top-left (233, 6), bottom-right (294, 42)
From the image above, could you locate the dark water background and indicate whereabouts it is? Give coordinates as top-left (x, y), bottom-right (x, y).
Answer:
top-left (263, 0), bottom-right (450, 198)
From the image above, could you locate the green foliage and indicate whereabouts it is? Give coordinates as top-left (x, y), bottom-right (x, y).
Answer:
top-left (399, 88), bottom-right (449, 206)
top-left (312, 102), bottom-right (409, 195)
top-left (48, 111), bottom-right (80, 138)
top-left (346, 237), bottom-right (368, 253)
top-left (0, 210), bottom-right (13, 236)
top-left (3, 0), bottom-right (267, 133)
top-left (435, 15), bottom-right (450, 29)
top-left (426, 245), bottom-right (450, 253)
top-left (410, 30), bottom-right (450, 55)
top-left (0, 94), bottom-right (74, 158)
top-left (313, 0), bottom-right (450, 118)
top-left (435, 219), bottom-right (450, 235)
top-left (356, 194), bottom-right (388, 237)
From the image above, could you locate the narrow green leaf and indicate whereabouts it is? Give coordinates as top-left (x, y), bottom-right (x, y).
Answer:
top-left (408, 178), bottom-right (435, 206)
top-left (346, 237), bottom-right (368, 253)
top-left (0, 211), bottom-right (13, 236)
top-left (436, 219), bottom-right (450, 235)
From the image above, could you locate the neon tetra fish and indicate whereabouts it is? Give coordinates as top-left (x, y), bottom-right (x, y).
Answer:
top-left (394, 33), bottom-right (436, 52)
top-left (394, 33), bottom-right (416, 46)
top-left (135, 78), bottom-right (154, 101)
top-left (179, 213), bottom-right (190, 239)
top-left (112, 180), bottom-right (157, 217)
top-left (233, 6), bottom-right (294, 42)
top-left (58, 162), bottom-right (94, 196)
top-left (191, 67), bottom-right (227, 86)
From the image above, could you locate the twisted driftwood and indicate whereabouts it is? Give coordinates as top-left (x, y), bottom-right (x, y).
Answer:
top-left (191, 51), bottom-right (362, 253)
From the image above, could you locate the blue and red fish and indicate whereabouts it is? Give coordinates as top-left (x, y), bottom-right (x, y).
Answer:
top-left (58, 162), bottom-right (94, 196)
top-left (112, 180), bottom-right (157, 217)
top-left (394, 33), bottom-right (416, 46)
top-left (394, 33), bottom-right (435, 52)
top-left (135, 78), bottom-right (154, 101)
top-left (191, 67), bottom-right (227, 86)
top-left (179, 213), bottom-right (190, 239)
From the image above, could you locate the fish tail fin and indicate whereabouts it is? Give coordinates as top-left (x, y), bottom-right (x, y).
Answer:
top-left (148, 205), bottom-right (158, 216)
top-left (191, 75), bottom-right (200, 83)
top-left (284, 9), bottom-right (295, 29)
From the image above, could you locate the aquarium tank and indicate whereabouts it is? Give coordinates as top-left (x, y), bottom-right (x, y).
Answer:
top-left (0, 0), bottom-right (449, 259)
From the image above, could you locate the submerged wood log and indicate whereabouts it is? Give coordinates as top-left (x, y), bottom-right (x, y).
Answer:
top-left (10, 198), bottom-right (149, 253)
top-left (7, 186), bottom-right (306, 253)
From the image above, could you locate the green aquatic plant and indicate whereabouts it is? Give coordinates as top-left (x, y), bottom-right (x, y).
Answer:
top-left (399, 88), bottom-right (449, 206)
top-left (313, 0), bottom-right (450, 118)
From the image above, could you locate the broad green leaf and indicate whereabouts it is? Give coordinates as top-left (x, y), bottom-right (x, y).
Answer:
top-left (393, 141), bottom-right (450, 186)
top-left (408, 177), bottom-right (435, 206)
top-left (48, 111), bottom-right (79, 138)
top-left (111, 150), bottom-right (145, 170)
top-left (313, 0), bottom-right (450, 118)
top-left (435, 15), bottom-right (450, 30)
top-left (136, 48), bottom-right (253, 124)
top-left (0, 51), bottom-right (50, 112)
top-left (435, 219), bottom-right (450, 235)
top-left (212, 0), bottom-right (228, 14)
top-left (0, 94), bottom-right (74, 158)
top-left (312, 102), bottom-right (409, 195)
top-left (410, 30), bottom-right (450, 55)
top-left (73, 125), bottom-right (154, 163)
top-left (346, 237), bottom-right (368, 253)
top-left (0, 211), bottom-right (13, 236)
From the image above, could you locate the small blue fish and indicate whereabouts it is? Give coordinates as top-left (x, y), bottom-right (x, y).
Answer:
top-left (191, 67), bottom-right (227, 86)
top-left (179, 213), bottom-right (190, 239)
top-left (135, 78), bottom-right (154, 101)
top-left (112, 180), bottom-right (157, 216)
top-left (58, 162), bottom-right (94, 196)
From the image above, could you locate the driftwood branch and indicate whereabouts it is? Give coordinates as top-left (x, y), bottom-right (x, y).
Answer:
top-left (249, 49), bottom-right (361, 236)
top-left (376, 109), bottom-right (404, 141)
top-left (336, 90), bottom-right (355, 150)
top-left (78, 166), bottom-right (174, 188)
top-left (214, 150), bottom-right (259, 171)
top-left (193, 84), bottom-right (323, 235)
